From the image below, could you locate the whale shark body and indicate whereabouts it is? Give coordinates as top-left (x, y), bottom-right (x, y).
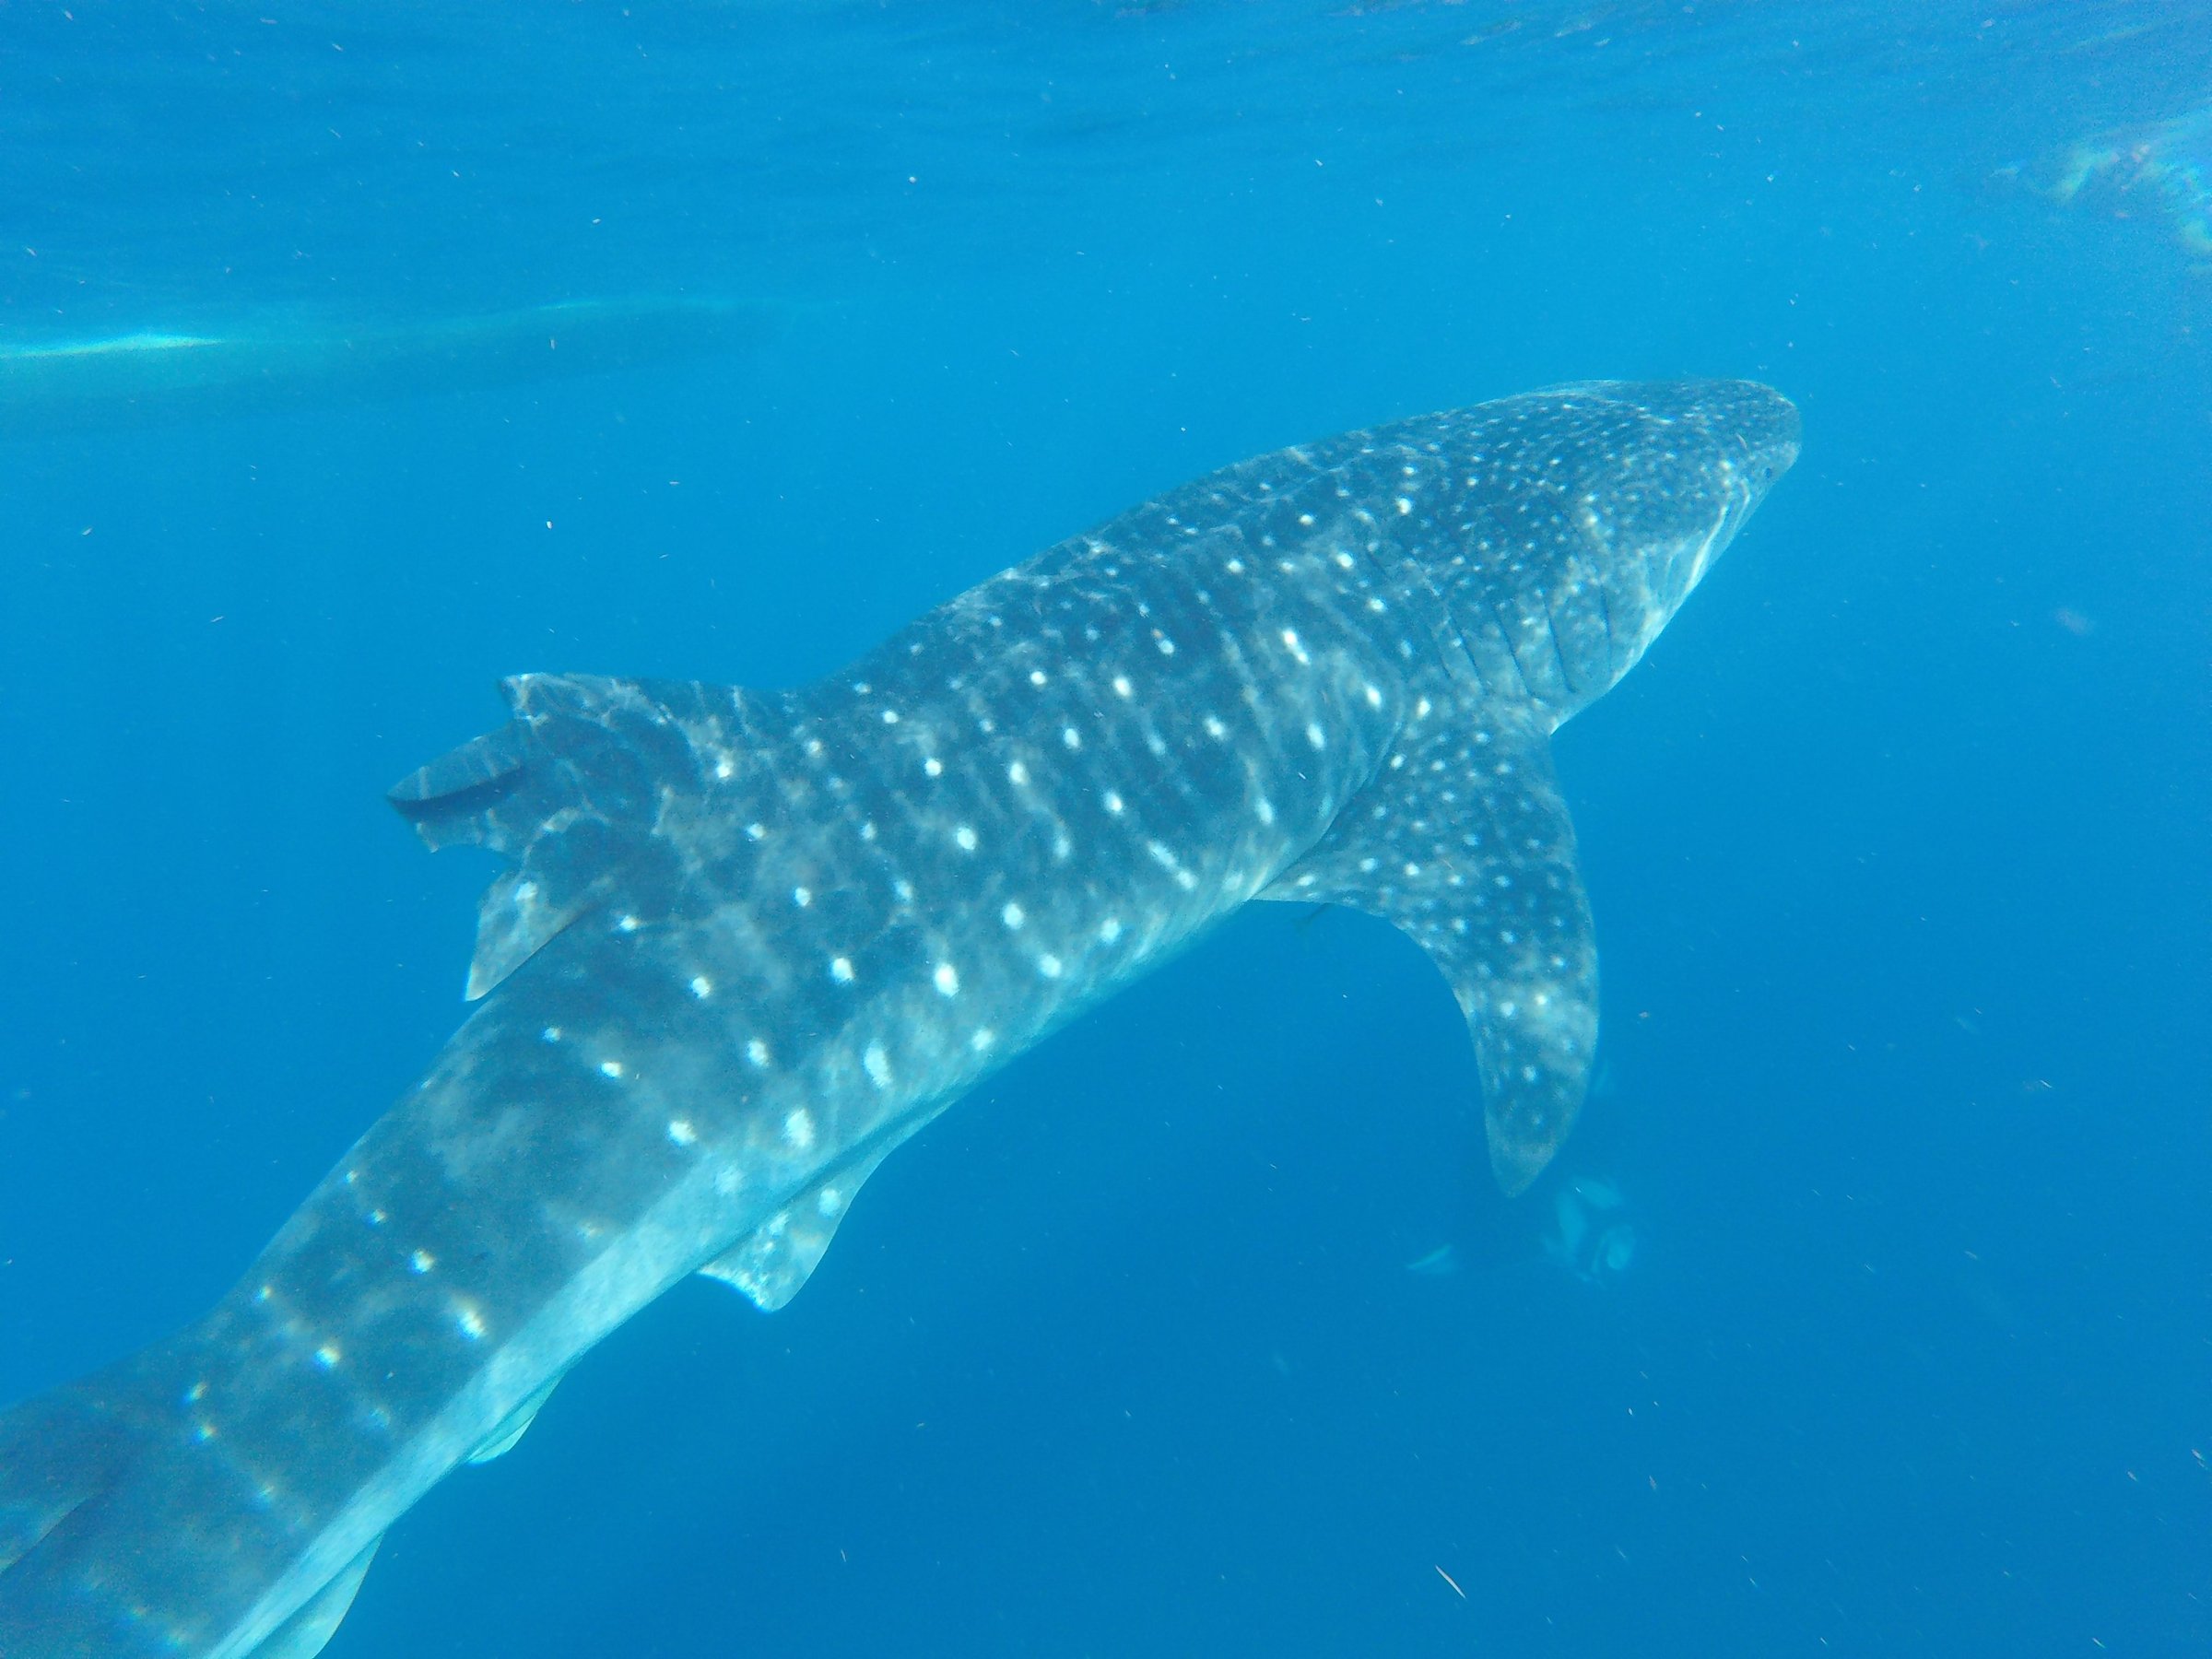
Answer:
top-left (0, 378), bottom-right (1799, 1656)
top-left (0, 296), bottom-right (779, 438)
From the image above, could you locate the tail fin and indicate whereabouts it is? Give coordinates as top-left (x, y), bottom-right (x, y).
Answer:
top-left (388, 672), bottom-right (783, 999)
top-left (0, 1369), bottom-right (147, 1577)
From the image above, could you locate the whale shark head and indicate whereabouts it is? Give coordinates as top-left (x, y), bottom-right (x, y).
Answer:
top-left (1413, 377), bottom-right (1800, 721)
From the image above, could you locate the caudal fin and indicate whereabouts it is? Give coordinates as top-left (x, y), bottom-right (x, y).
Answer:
top-left (0, 1370), bottom-right (147, 1577)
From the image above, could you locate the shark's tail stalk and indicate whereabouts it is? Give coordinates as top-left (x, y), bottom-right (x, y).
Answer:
top-left (0, 1359), bottom-right (385, 1657)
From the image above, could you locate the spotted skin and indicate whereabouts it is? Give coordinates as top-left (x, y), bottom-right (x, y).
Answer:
top-left (0, 379), bottom-right (1798, 1657)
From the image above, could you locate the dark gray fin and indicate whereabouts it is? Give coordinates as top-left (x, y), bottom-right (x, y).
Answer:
top-left (466, 1375), bottom-right (564, 1465)
top-left (0, 1370), bottom-right (145, 1577)
top-left (1259, 697), bottom-right (1598, 1194)
top-left (253, 1535), bottom-right (382, 1659)
top-left (389, 673), bottom-right (779, 999)
top-left (700, 1144), bottom-right (899, 1312)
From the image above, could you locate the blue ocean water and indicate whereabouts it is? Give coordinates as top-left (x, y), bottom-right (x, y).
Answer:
top-left (1, 2), bottom-right (2206, 1653)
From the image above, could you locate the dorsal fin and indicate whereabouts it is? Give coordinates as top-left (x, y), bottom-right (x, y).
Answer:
top-left (389, 673), bottom-right (784, 998)
top-left (1259, 694), bottom-right (1597, 1194)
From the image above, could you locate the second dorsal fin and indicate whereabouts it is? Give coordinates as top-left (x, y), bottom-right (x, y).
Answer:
top-left (699, 1144), bottom-right (899, 1312)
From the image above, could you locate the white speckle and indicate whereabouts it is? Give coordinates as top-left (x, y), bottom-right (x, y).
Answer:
top-left (1500, 1001), bottom-right (1518, 1018)
top-left (1112, 675), bottom-right (1133, 698)
top-left (924, 757), bottom-right (943, 778)
top-left (785, 1108), bottom-right (818, 1148)
top-left (1008, 760), bottom-right (1030, 785)
top-left (1053, 832), bottom-right (1073, 859)
top-left (955, 825), bottom-right (978, 852)
top-left (934, 962), bottom-right (960, 996)
top-left (1104, 790), bottom-right (1124, 814)
top-left (1305, 723), bottom-right (1326, 749)
top-left (666, 1119), bottom-right (698, 1147)
top-left (1030, 669), bottom-right (1049, 687)
top-left (894, 879), bottom-right (914, 901)
top-left (971, 1028), bottom-right (996, 1053)
top-left (1298, 512), bottom-right (1315, 527)
top-left (1156, 637), bottom-right (1176, 655)
top-left (1279, 628), bottom-right (1310, 665)
top-left (746, 822), bottom-right (765, 841)
top-left (1404, 862), bottom-right (1422, 877)
top-left (1334, 550), bottom-right (1357, 570)
top-left (714, 755), bottom-right (735, 782)
top-left (1175, 868), bottom-right (1198, 890)
top-left (830, 957), bottom-right (854, 983)
top-left (1099, 917), bottom-right (1124, 943)
top-left (793, 886), bottom-right (812, 908)
top-left (457, 1305), bottom-right (487, 1340)
top-left (853, 681), bottom-right (871, 694)
top-left (1204, 715), bottom-right (1227, 738)
top-left (747, 1039), bottom-right (771, 1067)
top-left (515, 878), bottom-right (539, 902)
top-left (599, 1060), bottom-right (625, 1079)
top-left (881, 709), bottom-right (900, 724)
top-left (1256, 797), bottom-right (1276, 825)
top-left (1227, 557), bottom-right (1247, 572)
top-left (1038, 953), bottom-right (1064, 979)
top-left (617, 914), bottom-right (640, 934)
top-left (689, 975), bottom-right (713, 999)
top-left (367, 1208), bottom-right (386, 1227)
top-left (1415, 697), bottom-right (1432, 719)
top-left (1364, 684), bottom-right (1382, 708)
top-left (818, 1186), bottom-right (845, 1217)
top-left (863, 1044), bottom-right (893, 1088)
top-left (1063, 726), bottom-right (1083, 750)
top-left (1396, 496), bottom-right (1413, 515)
top-left (1002, 902), bottom-right (1026, 929)
top-left (314, 1344), bottom-right (341, 1370)
top-left (410, 1250), bottom-right (436, 1274)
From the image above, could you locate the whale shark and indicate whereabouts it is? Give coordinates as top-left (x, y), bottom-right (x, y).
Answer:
top-left (0, 377), bottom-right (1799, 1656)
top-left (0, 295), bottom-right (781, 438)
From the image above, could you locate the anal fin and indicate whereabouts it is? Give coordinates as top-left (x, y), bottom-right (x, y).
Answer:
top-left (253, 1535), bottom-right (382, 1659)
top-left (1259, 696), bottom-right (1598, 1194)
top-left (700, 1145), bottom-right (897, 1312)
top-left (466, 1374), bottom-right (563, 1465)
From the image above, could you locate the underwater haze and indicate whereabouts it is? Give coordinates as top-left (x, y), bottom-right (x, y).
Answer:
top-left (2, 2), bottom-right (2207, 1654)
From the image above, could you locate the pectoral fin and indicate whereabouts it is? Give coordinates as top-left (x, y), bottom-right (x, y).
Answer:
top-left (700, 1145), bottom-right (896, 1312)
top-left (1260, 697), bottom-right (1598, 1194)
